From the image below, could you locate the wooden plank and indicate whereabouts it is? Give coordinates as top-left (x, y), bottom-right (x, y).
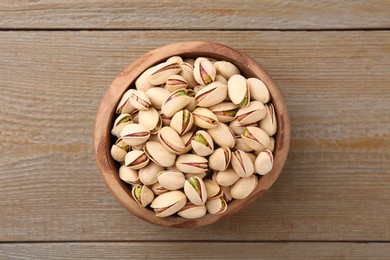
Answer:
top-left (1, 242), bottom-right (389, 259)
top-left (0, 31), bottom-right (389, 242)
top-left (0, 0), bottom-right (389, 29)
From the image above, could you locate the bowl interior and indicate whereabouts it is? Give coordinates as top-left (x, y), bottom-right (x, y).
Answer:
top-left (94, 41), bottom-right (290, 228)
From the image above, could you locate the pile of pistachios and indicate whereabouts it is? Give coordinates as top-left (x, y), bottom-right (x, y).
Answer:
top-left (110, 56), bottom-right (276, 219)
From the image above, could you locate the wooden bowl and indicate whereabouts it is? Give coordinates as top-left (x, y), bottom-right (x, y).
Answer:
top-left (94, 41), bottom-right (290, 228)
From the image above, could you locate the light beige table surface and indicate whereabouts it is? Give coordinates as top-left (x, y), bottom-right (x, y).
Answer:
top-left (1, 1), bottom-right (389, 259)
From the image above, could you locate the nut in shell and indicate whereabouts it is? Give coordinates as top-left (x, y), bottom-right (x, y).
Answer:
top-left (214, 61), bottom-right (240, 80)
top-left (150, 190), bottom-right (187, 217)
top-left (247, 77), bottom-right (270, 103)
top-left (228, 74), bottom-right (250, 107)
top-left (241, 126), bottom-right (270, 151)
top-left (110, 138), bottom-right (129, 162)
top-left (148, 61), bottom-right (182, 85)
top-left (194, 57), bottom-right (216, 86)
top-left (179, 62), bottom-right (198, 87)
top-left (116, 89), bottom-right (136, 114)
top-left (175, 154), bottom-right (208, 174)
top-left (138, 162), bottom-right (163, 185)
top-left (157, 126), bottom-right (186, 154)
top-left (143, 141), bottom-right (176, 167)
top-left (124, 150), bottom-right (149, 170)
top-left (111, 113), bottom-right (132, 138)
top-left (195, 81), bottom-right (228, 107)
top-left (206, 197), bottom-right (227, 215)
top-left (138, 107), bottom-right (162, 134)
top-left (165, 75), bottom-right (188, 92)
top-left (178, 203), bottom-right (207, 219)
top-left (184, 176), bottom-right (208, 206)
top-left (145, 87), bottom-right (171, 109)
top-left (192, 107), bottom-right (219, 129)
top-left (157, 170), bottom-right (186, 190)
top-left (119, 165), bottom-right (140, 185)
top-left (120, 123), bottom-right (150, 146)
top-left (132, 184), bottom-right (154, 207)
top-left (191, 130), bottom-right (214, 156)
top-left (170, 109), bottom-right (194, 135)
top-left (231, 175), bottom-right (258, 200)
top-left (255, 149), bottom-right (273, 175)
top-left (259, 103), bottom-right (277, 136)
top-left (209, 102), bottom-right (238, 123)
top-left (236, 101), bottom-right (266, 125)
top-left (161, 88), bottom-right (192, 117)
top-left (231, 149), bottom-right (255, 178)
top-left (209, 147), bottom-right (231, 172)
top-left (207, 122), bottom-right (236, 148)
top-left (128, 89), bottom-right (151, 111)
top-left (215, 167), bottom-right (240, 187)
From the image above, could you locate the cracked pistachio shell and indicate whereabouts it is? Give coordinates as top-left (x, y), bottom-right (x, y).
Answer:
top-left (175, 154), bottom-right (208, 174)
top-left (148, 61), bottom-right (182, 85)
top-left (206, 197), bottom-right (227, 215)
top-left (184, 176), bottom-right (208, 206)
top-left (191, 130), bottom-right (214, 157)
top-left (194, 57), bottom-right (216, 86)
top-left (150, 190), bottom-right (187, 217)
top-left (145, 87), bottom-right (171, 109)
top-left (185, 89), bottom-right (197, 111)
top-left (178, 203), bottom-right (207, 219)
top-left (179, 62), bottom-right (198, 87)
top-left (267, 136), bottom-right (275, 152)
top-left (166, 56), bottom-right (183, 64)
top-left (135, 66), bottom-right (154, 91)
top-left (161, 88), bottom-right (192, 117)
top-left (119, 165), bottom-right (140, 185)
top-left (143, 141), bottom-right (176, 167)
top-left (247, 152), bottom-right (257, 165)
top-left (110, 138), bottom-right (130, 162)
top-left (221, 185), bottom-right (233, 202)
top-left (215, 74), bottom-right (228, 85)
top-left (120, 123), bottom-right (150, 146)
top-left (124, 150), bottom-right (149, 170)
top-left (231, 149), bottom-right (255, 178)
top-left (195, 81), bottom-right (228, 107)
top-left (130, 110), bottom-right (139, 123)
top-left (207, 122), bottom-right (236, 148)
top-left (236, 101), bottom-right (267, 125)
top-left (255, 149), bottom-right (274, 175)
top-left (181, 131), bottom-right (195, 153)
top-left (151, 182), bottom-right (169, 196)
top-left (259, 103), bottom-right (277, 136)
top-left (111, 113), bottom-right (132, 138)
top-left (128, 89), bottom-right (152, 111)
top-left (247, 78), bottom-right (270, 103)
top-left (132, 184), bottom-right (154, 207)
top-left (193, 85), bottom-right (205, 94)
top-left (216, 167), bottom-right (240, 187)
top-left (228, 74), bottom-right (250, 107)
top-left (116, 89), bottom-right (137, 114)
top-left (159, 110), bottom-right (172, 126)
top-left (157, 126), bottom-right (186, 154)
top-left (209, 147), bottom-right (231, 172)
top-left (231, 175), bottom-right (258, 200)
top-left (138, 107), bottom-right (162, 134)
top-left (214, 61), bottom-right (241, 80)
top-left (241, 126), bottom-right (270, 151)
top-left (165, 75), bottom-right (188, 92)
top-left (209, 102), bottom-right (238, 123)
top-left (192, 107), bottom-right (219, 129)
top-left (203, 179), bottom-right (221, 199)
top-left (229, 120), bottom-right (257, 136)
top-left (157, 170), bottom-right (186, 190)
top-left (170, 109), bottom-right (194, 135)
top-left (234, 136), bottom-right (253, 152)
top-left (138, 162), bottom-right (163, 185)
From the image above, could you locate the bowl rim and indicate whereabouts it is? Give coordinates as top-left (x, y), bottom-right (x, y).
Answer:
top-left (94, 41), bottom-right (290, 228)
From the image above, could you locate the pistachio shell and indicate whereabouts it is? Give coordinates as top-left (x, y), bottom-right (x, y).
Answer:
top-left (209, 147), bottom-right (231, 172)
top-left (150, 190), bottom-right (187, 217)
top-left (255, 149), bottom-right (274, 175)
top-left (161, 88), bottom-right (192, 117)
top-left (184, 58), bottom-right (195, 66)
top-left (236, 101), bottom-right (267, 125)
top-left (138, 107), bottom-right (162, 134)
top-left (178, 204), bottom-right (207, 219)
top-left (231, 149), bottom-right (255, 177)
top-left (209, 102), bottom-right (238, 123)
top-left (170, 109), bottom-right (194, 135)
top-left (185, 172), bottom-right (207, 180)
top-left (166, 56), bottom-right (183, 64)
top-left (143, 141), bottom-right (176, 167)
top-left (111, 113), bottom-right (132, 138)
top-left (175, 154), bottom-right (208, 174)
top-left (120, 123), bottom-right (150, 146)
top-left (165, 75), bottom-right (188, 92)
top-left (124, 150), bottom-right (149, 170)
top-left (206, 197), bottom-right (227, 214)
top-left (191, 130), bottom-right (214, 157)
top-left (221, 185), bottom-right (233, 202)
top-left (151, 182), bottom-right (169, 195)
top-left (145, 87), bottom-right (171, 109)
top-left (135, 66), bottom-right (154, 91)
top-left (216, 167), bottom-right (240, 187)
top-left (207, 122), bottom-right (236, 148)
top-left (157, 170), bottom-right (186, 190)
top-left (159, 110), bottom-right (172, 126)
top-left (138, 162), bottom-right (163, 185)
top-left (247, 152), bottom-right (257, 165)
top-left (132, 185), bottom-right (154, 207)
top-left (229, 120), bottom-right (257, 136)
top-left (247, 78), bottom-right (270, 103)
top-left (214, 61), bottom-right (240, 79)
top-left (193, 85), bottom-right (205, 94)
top-left (231, 175), bottom-right (258, 200)
top-left (194, 57), bottom-right (216, 86)
top-left (157, 126), bottom-right (186, 154)
top-left (119, 165), bottom-right (140, 185)
top-left (267, 136), bottom-right (275, 152)
top-left (215, 74), bottom-right (228, 85)
top-left (181, 131), bottom-right (195, 153)
top-left (259, 103), bottom-right (277, 136)
top-left (241, 126), bottom-right (270, 151)
top-left (203, 179), bottom-right (221, 198)
top-left (116, 89), bottom-right (137, 114)
top-left (192, 107), bottom-right (219, 129)
top-left (110, 138), bottom-right (129, 162)
top-left (195, 81), bottom-right (228, 107)
top-left (234, 136), bottom-right (254, 152)
top-left (227, 74), bottom-right (250, 107)
top-left (179, 62), bottom-right (198, 87)
top-left (128, 89), bottom-right (152, 111)
top-left (148, 61), bottom-right (182, 85)
top-left (184, 176), bottom-right (208, 206)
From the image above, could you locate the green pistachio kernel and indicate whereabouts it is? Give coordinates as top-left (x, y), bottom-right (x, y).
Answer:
top-left (238, 98), bottom-right (247, 107)
top-left (188, 177), bottom-right (200, 192)
top-left (134, 186), bottom-right (142, 200)
top-left (194, 132), bottom-right (208, 146)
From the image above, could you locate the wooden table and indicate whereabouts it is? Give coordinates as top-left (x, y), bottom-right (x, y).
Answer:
top-left (1, 1), bottom-right (389, 259)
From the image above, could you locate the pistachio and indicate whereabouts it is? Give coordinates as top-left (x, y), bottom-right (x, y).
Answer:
top-left (191, 130), bottom-right (214, 156)
top-left (183, 58), bottom-right (195, 66)
top-left (181, 131), bottom-right (195, 153)
top-left (157, 170), bottom-right (186, 190)
top-left (203, 179), bottom-right (221, 198)
top-left (209, 147), bottom-right (231, 171)
top-left (161, 88), bottom-right (192, 117)
top-left (184, 176), bottom-right (208, 206)
top-left (148, 61), bottom-right (182, 85)
top-left (159, 111), bottom-right (172, 126)
top-left (138, 107), bottom-right (162, 134)
top-left (221, 186), bottom-right (233, 202)
top-left (229, 120), bottom-right (257, 136)
top-left (151, 182), bottom-right (169, 195)
top-left (259, 103), bottom-right (277, 136)
top-left (231, 175), bottom-right (258, 200)
top-left (234, 136), bottom-right (253, 152)
top-left (185, 172), bottom-right (207, 180)
top-left (128, 89), bottom-right (151, 111)
top-left (165, 75), bottom-right (188, 92)
top-left (215, 74), bottom-right (228, 85)
top-left (267, 136), bottom-right (275, 152)
top-left (231, 149), bottom-right (255, 178)
top-left (175, 154), bottom-right (208, 174)
top-left (246, 152), bottom-right (257, 165)
top-left (192, 107), bottom-right (219, 129)
top-left (178, 203), bottom-right (207, 219)
top-left (247, 78), bottom-right (270, 103)
top-left (195, 81), bottom-right (228, 107)
top-left (227, 74), bottom-right (250, 107)
top-left (170, 109), bottom-right (194, 135)
top-left (179, 62), bottom-right (198, 87)
top-left (132, 184), bottom-right (154, 207)
top-left (145, 87), bottom-right (171, 109)
top-left (166, 56), bottom-right (183, 64)
top-left (215, 167), bottom-right (240, 187)
top-left (206, 197), bottom-right (227, 214)
top-left (236, 101), bottom-right (266, 125)
top-left (135, 66), bottom-right (154, 91)
top-left (241, 126), bottom-right (270, 151)
top-left (150, 190), bottom-right (187, 217)
top-left (194, 57), bottom-right (216, 86)
top-left (138, 162), bottom-right (163, 185)
top-left (255, 149), bottom-right (273, 175)
top-left (207, 122), bottom-right (236, 148)
top-left (193, 85), bottom-right (205, 94)
top-left (116, 89), bottom-right (137, 114)
top-left (120, 123), bottom-right (150, 146)
top-left (214, 61), bottom-right (240, 79)
top-left (119, 165), bottom-right (140, 185)
top-left (157, 126), bottom-right (186, 154)
top-left (124, 150), bottom-right (149, 170)
top-left (111, 113), bottom-right (132, 138)
top-left (209, 102), bottom-right (238, 123)
top-left (143, 141), bottom-right (176, 167)
top-left (110, 138), bottom-right (130, 162)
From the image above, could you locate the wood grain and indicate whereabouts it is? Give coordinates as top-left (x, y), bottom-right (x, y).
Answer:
top-left (1, 242), bottom-right (390, 259)
top-left (0, 31), bottom-right (389, 241)
top-left (0, 0), bottom-right (389, 30)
